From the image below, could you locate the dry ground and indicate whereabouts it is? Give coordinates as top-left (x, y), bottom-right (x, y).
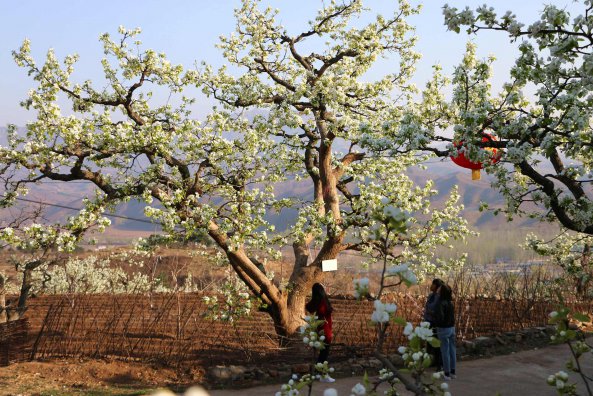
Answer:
top-left (0, 359), bottom-right (191, 396)
top-left (1, 342), bottom-right (591, 396)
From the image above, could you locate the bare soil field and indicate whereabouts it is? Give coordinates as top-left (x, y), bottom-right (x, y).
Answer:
top-left (0, 358), bottom-right (192, 396)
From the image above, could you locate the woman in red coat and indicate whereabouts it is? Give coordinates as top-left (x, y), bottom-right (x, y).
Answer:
top-left (305, 283), bottom-right (333, 365)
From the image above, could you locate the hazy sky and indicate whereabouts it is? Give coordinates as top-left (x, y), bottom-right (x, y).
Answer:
top-left (0, 0), bottom-right (579, 125)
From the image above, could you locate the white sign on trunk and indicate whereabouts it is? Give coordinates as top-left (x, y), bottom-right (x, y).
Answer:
top-left (322, 259), bottom-right (337, 272)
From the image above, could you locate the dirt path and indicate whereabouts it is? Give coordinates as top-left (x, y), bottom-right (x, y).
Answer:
top-left (208, 343), bottom-right (593, 396)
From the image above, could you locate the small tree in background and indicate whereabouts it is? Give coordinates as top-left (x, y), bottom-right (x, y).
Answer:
top-left (0, 203), bottom-right (107, 321)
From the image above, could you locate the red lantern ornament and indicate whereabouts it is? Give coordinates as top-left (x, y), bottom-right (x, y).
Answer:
top-left (451, 134), bottom-right (501, 180)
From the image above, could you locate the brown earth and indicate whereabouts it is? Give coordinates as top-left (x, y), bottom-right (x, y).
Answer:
top-left (0, 359), bottom-right (191, 396)
top-left (0, 342), bottom-right (591, 396)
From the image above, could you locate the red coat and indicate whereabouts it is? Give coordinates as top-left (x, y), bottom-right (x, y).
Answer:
top-left (316, 299), bottom-right (333, 343)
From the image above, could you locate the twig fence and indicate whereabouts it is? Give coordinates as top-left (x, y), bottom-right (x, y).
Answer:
top-left (6, 293), bottom-right (586, 367)
top-left (0, 318), bottom-right (29, 366)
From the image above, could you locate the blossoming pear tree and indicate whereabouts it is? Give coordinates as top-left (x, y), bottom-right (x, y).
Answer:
top-left (391, 1), bottom-right (593, 295)
top-left (449, 3), bottom-right (592, 234)
top-left (391, 2), bottom-right (593, 393)
top-left (2, 0), bottom-right (470, 337)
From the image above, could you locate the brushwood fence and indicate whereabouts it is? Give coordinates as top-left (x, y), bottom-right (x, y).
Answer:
top-left (15, 294), bottom-right (593, 367)
top-left (0, 318), bottom-right (29, 366)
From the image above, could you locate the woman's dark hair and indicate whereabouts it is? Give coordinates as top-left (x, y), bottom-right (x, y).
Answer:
top-left (432, 278), bottom-right (444, 287)
top-left (306, 283), bottom-right (333, 314)
top-left (439, 284), bottom-right (453, 301)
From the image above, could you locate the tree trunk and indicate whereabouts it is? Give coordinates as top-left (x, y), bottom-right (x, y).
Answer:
top-left (208, 199), bottom-right (343, 341)
top-left (16, 261), bottom-right (41, 320)
top-left (261, 232), bottom-right (343, 341)
top-left (267, 282), bottom-right (321, 346)
top-left (16, 266), bottom-right (33, 320)
top-left (268, 297), bottom-right (301, 346)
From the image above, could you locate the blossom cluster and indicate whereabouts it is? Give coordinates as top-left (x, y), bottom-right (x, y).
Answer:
top-left (398, 345), bottom-right (432, 370)
top-left (396, 331), bottom-right (450, 396)
top-left (298, 315), bottom-right (327, 350)
top-left (526, 232), bottom-right (593, 298)
top-left (546, 306), bottom-right (592, 394)
top-left (6, 255), bottom-right (168, 296)
top-left (377, 368), bottom-right (402, 396)
top-left (275, 374), bottom-right (306, 396)
top-left (274, 363), bottom-right (336, 395)
top-left (203, 270), bottom-right (253, 322)
top-left (546, 371), bottom-right (575, 394)
top-left (398, 322), bottom-right (441, 375)
top-left (386, 263), bottom-right (418, 285)
top-left (314, 361), bottom-right (335, 382)
top-left (370, 299), bottom-right (397, 324)
top-left (403, 321), bottom-right (435, 341)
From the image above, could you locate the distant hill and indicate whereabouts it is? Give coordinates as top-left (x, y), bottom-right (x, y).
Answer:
top-left (0, 161), bottom-right (552, 233)
top-left (411, 164), bottom-right (544, 230)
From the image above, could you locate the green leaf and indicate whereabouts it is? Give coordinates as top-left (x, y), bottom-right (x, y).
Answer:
top-left (422, 356), bottom-right (432, 368)
top-left (393, 316), bottom-right (407, 326)
top-left (363, 371), bottom-right (370, 387)
top-left (573, 312), bottom-right (590, 323)
top-left (295, 382), bottom-right (306, 390)
top-left (429, 337), bottom-right (441, 348)
top-left (566, 330), bottom-right (577, 340)
top-left (409, 336), bottom-right (421, 350)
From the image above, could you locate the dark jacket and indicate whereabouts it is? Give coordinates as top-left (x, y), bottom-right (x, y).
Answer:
top-left (434, 299), bottom-right (455, 328)
top-left (423, 292), bottom-right (440, 325)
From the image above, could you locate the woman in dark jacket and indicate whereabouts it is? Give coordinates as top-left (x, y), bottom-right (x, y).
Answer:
top-left (434, 284), bottom-right (456, 380)
top-left (424, 278), bottom-right (444, 369)
top-left (305, 283), bottom-right (333, 365)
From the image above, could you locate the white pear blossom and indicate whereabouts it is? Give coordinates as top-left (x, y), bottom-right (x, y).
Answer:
top-left (403, 323), bottom-right (414, 336)
top-left (371, 299), bottom-right (398, 324)
top-left (350, 383), bottom-right (366, 396)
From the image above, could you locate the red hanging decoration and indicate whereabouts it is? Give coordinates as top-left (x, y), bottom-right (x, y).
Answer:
top-left (451, 134), bottom-right (501, 180)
